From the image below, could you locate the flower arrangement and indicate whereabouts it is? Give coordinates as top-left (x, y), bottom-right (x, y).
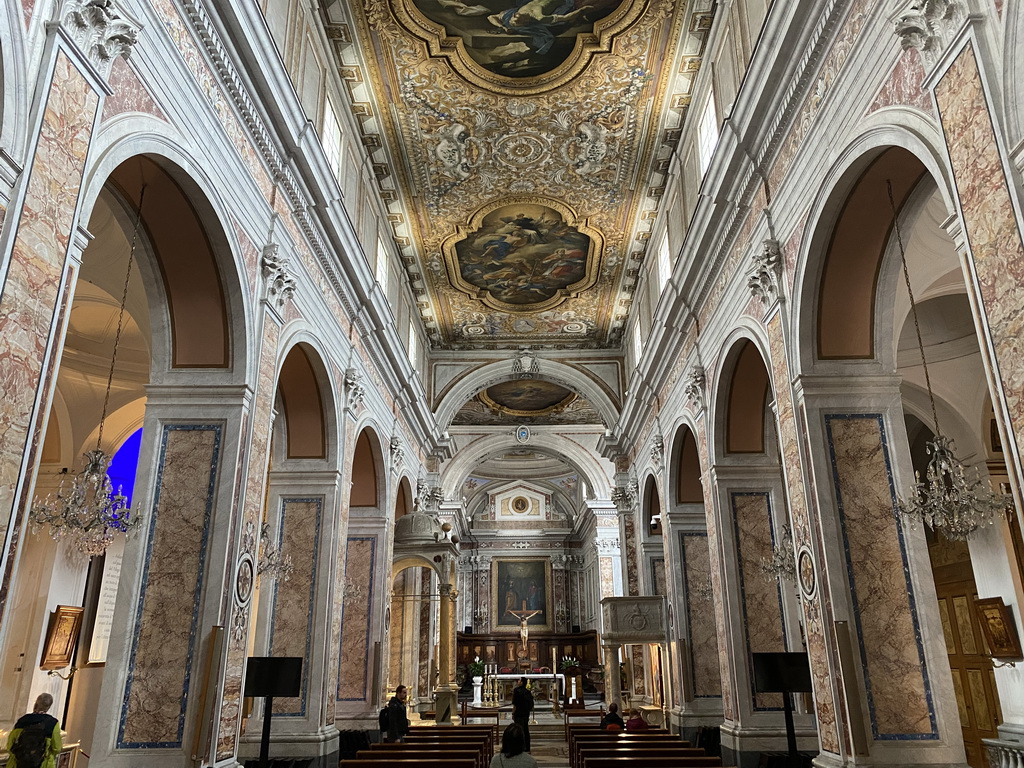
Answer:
top-left (468, 656), bottom-right (485, 677)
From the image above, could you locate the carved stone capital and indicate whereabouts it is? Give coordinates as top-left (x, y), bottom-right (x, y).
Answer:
top-left (893, 0), bottom-right (967, 67)
top-left (747, 239), bottom-right (783, 306)
top-left (683, 365), bottom-right (706, 409)
top-left (650, 434), bottom-right (664, 470)
top-left (261, 243), bottom-right (296, 308)
top-left (343, 368), bottom-right (365, 412)
top-left (62, 0), bottom-right (140, 77)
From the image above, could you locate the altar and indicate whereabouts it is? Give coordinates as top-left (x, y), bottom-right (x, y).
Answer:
top-left (491, 672), bottom-right (566, 706)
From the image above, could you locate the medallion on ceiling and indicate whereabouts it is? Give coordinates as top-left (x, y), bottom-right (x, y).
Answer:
top-left (443, 198), bottom-right (602, 312)
top-left (393, 0), bottom-right (643, 92)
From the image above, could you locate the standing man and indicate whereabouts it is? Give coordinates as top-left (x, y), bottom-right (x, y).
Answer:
top-left (6, 693), bottom-right (62, 768)
top-left (386, 684), bottom-right (410, 743)
top-left (512, 676), bottom-right (534, 752)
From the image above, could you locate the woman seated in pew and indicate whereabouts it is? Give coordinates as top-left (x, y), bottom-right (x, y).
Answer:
top-left (624, 709), bottom-right (648, 731)
top-left (490, 723), bottom-right (537, 768)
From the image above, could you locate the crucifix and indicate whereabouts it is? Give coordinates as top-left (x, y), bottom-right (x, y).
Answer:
top-left (509, 603), bottom-right (542, 653)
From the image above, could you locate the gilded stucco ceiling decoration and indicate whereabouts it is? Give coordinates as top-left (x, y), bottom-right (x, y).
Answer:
top-left (345, 0), bottom-right (695, 348)
top-left (451, 376), bottom-right (604, 424)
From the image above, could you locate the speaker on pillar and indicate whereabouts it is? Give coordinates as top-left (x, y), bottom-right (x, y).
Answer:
top-left (571, 625), bottom-right (581, 634)
top-left (465, 626), bottom-right (472, 634)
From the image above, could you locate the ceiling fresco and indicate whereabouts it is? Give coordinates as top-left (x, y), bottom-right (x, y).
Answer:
top-left (450, 377), bottom-right (604, 424)
top-left (337, 0), bottom-right (710, 348)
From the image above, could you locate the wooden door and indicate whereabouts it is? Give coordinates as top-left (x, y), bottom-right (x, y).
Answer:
top-left (935, 578), bottom-right (1002, 768)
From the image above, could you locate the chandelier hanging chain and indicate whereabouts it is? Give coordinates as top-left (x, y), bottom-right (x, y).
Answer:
top-left (96, 184), bottom-right (146, 453)
top-left (887, 180), bottom-right (940, 438)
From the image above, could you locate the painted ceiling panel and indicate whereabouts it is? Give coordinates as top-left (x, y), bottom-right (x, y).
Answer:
top-left (337, 0), bottom-right (708, 348)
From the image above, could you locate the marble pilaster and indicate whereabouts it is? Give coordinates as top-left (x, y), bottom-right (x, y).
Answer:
top-left (337, 536), bottom-right (378, 702)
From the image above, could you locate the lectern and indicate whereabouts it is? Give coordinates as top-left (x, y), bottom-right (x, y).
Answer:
top-left (752, 652), bottom-right (812, 767)
top-left (244, 656), bottom-right (303, 768)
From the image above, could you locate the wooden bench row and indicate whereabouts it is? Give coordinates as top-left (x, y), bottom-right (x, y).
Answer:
top-left (342, 726), bottom-right (495, 768)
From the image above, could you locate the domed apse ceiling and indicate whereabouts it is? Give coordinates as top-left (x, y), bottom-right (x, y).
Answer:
top-left (451, 379), bottom-right (604, 425)
top-left (325, 0), bottom-right (714, 348)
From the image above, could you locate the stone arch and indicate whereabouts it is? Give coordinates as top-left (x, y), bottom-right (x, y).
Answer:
top-left (668, 421), bottom-right (704, 506)
top-left (78, 131), bottom-right (252, 380)
top-left (434, 358), bottom-right (619, 428)
top-left (642, 473), bottom-right (663, 537)
top-left (792, 123), bottom-right (955, 376)
top-left (440, 432), bottom-right (612, 501)
top-left (395, 476), bottom-right (414, 520)
top-left (0, 2), bottom-right (29, 154)
top-left (710, 329), bottom-right (777, 463)
top-left (350, 425), bottom-right (385, 509)
top-left (273, 333), bottom-right (340, 465)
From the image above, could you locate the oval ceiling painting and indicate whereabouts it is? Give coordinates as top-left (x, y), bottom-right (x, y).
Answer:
top-left (410, 0), bottom-right (627, 79)
top-left (484, 379), bottom-right (575, 413)
top-left (448, 202), bottom-right (599, 311)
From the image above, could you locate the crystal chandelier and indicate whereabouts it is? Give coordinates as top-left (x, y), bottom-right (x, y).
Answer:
top-left (257, 523), bottom-right (294, 582)
top-left (30, 187), bottom-right (148, 559)
top-left (887, 180), bottom-right (1010, 540)
top-left (760, 524), bottom-right (796, 583)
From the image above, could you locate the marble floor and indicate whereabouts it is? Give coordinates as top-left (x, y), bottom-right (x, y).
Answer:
top-left (527, 736), bottom-right (570, 767)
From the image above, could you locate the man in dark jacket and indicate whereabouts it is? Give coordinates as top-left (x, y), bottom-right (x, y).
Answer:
top-left (600, 702), bottom-right (625, 730)
top-left (511, 676), bottom-right (534, 752)
top-left (386, 684), bottom-right (409, 743)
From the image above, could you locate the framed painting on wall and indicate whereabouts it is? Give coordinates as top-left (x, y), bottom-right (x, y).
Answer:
top-left (976, 597), bottom-right (1023, 660)
top-left (40, 605), bottom-right (84, 670)
top-left (492, 557), bottom-right (552, 632)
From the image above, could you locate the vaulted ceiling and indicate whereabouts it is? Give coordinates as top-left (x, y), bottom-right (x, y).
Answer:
top-left (324, 0), bottom-right (714, 350)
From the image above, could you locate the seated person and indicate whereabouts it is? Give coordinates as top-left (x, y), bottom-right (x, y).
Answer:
top-left (601, 702), bottom-right (625, 731)
top-left (490, 723), bottom-right (537, 768)
top-left (625, 709), bottom-right (648, 731)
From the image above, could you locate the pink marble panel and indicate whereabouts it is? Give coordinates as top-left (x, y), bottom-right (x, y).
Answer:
top-left (599, 556), bottom-right (615, 598)
top-left (119, 425), bottom-right (221, 747)
top-left (0, 53), bottom-right (98, 558)
top-left (630, 645), bottom-right (647, 697)
top-left (338, 536), bottom-right (377, 700)
top-left (418, 568), bottom-right (431, 697)
top-left (269, 498), bottom-right (323, 716)
top-left (868, 48), bottom-right (934, 117)
top-left (216, 320), bottom-right (280, 760)
top-left (102, 56), bottom-right (167, 122)
top-left (695, 421), bottom-right (734, 720)
top-left (682, 534), bottom-right (721, 698)
top-left (325, 428), bottom-right (356, 722)
top-left (389, 572), bottom-right (405, 689)
top-left (936, 45), bottom-right (1024, 468)
top-left (651, 558), bottom-right (666, 597)
top-left (826, 415), bottom-right (936, 738)
top-left (766, 314), bottom-right (842, 752)
top-left (732, 492), bottom-right (785, 710)
top-left (231, 219), bottom-right (261, 295)
top-left (623, 513), bottom-right (639, 596)
top-left (22, 0), bottom-right (34, 28)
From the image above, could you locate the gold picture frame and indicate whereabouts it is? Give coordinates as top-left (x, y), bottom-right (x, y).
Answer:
top-left (975, 597), bottom-right (1023, 660)
top-left (491, 557), bottom-right (553, 633)
top-left (40, 605), bottom-right (84, 670)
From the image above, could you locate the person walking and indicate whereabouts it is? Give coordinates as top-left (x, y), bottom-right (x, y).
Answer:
top-left (489, 723), bottom-right (538, 768)
top-left (6, 693), bottom-right (62, 768)
top-left (511, 676), bottom-right (534, 752)
top-left (385, 684), bottom-right (409, 743)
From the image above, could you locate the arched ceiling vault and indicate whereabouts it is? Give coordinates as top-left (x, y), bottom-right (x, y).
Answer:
top-left (318, 0), bottom-right (715, 349)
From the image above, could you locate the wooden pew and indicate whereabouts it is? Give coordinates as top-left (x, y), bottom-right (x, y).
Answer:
top-left (564, 708), bottom-right (605, 740)
top-left (359, 748), bottom-right (484, 768)
top-left (579, 746), bottom-right (708, 767)
top-left (569, 733), bottom-right (686, 768)
top-left (340, 761), bottom-right (476, 768)
top-left (582, 759), bottom-right (722, 768)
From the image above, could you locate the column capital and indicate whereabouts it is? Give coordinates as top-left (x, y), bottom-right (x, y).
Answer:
top-left (56, 0), bottom-right (141, 79)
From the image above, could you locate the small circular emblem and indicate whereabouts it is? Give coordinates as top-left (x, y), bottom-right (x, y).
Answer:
top-left (515, 425), bottom-right (531, 444)
top-left (512, 496), bottom-right (530, 513)
top-left (798, 547), bottom-right (816, 598)
top-left (235, 553), bottom-right (255, 606)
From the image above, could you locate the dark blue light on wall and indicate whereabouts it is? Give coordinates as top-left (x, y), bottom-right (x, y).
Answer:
top-left (107, 428), bottom-right (143, 507)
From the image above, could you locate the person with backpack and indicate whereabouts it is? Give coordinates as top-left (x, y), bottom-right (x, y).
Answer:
top-left (383, 684), bottom-right (409, 743)
top-left (6, 693), bottom-right (62, 768)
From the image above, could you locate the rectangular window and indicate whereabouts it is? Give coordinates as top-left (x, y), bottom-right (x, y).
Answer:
top-left (408, 322), bottom-right (419, 367)
top-left (376, 238), bottom-right (389, 297)
top-left (656, 235), bottom-right (671, 290)
top-left (697, 91), bottom-right (719, 176)
top-left (322, 96), bottom-right (343, 181)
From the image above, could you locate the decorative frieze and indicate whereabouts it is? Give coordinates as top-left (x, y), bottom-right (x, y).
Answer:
top-left (390, 435), bottom-right (404, 469)
top-left (62, 0), bottom-right (140, 77)
top-left (747, 239), bottom-right (783, 306)
top-left (893, 0), bottom-right (967, 67)
top-left (261, 244), bottom-right (296, 308)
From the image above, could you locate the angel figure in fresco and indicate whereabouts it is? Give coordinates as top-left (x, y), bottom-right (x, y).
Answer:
top-left (487, 0), bottom-right (590, 55)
